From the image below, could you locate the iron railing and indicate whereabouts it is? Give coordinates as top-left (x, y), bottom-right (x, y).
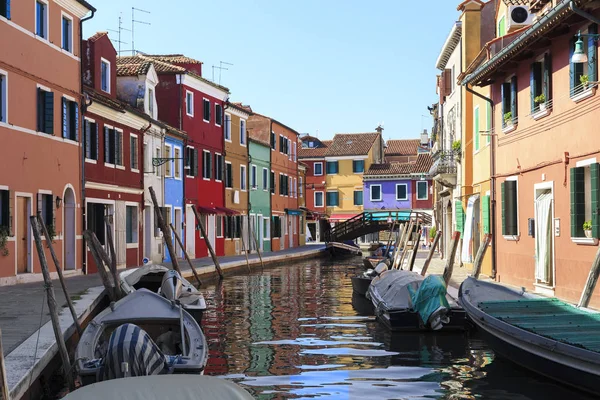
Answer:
top-left (430, 150), bottom-right (458, 176)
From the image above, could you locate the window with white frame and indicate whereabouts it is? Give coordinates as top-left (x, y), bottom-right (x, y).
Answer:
top-left (126, 205), bottom-right (138, 244)
top-left (224, 114), bottom-right (231, 141)
top-left (314, 162), bottom-right (323, 176)
top-left (39, 192), bottom-right (54, 230)
top-left (293, 142), bottom-right (297, 162)
top-left (370, 184), bottom-right (382, 201)
top-left (293, 178), bottom-right (297, 198)
top-left (174, 147), bottom-right (181, 178)
top-left (164, 144), bottom-right (172, 177)
top-left (262, 168), bottom-right (268, 191)
top-left (214, 153), bottom-right (223, 181)
top-left (216, 216), bottom-right (223, 238)
top-left (85, 119), bottom-right (98, 160)
top-left (215, 104), bottom-right (222, 126)
top-left (202, 150), bottom-right (211, 179)
top-left (396, 183), bottom-right (408, 200)
top-left (37, 87), bottom-right (54, 134)
top-left (101, 59), bottom-right (110, 93)
top-left (186, 146), bottom-right (198, 177)
top-left (225, 161), bottom-right (232, 188)
top-left (61, 14), bottom-right (73, 53)
top-left (240, 165), bottom-right (247, 190)
top-left (0, 72), bottom-right (6, 123)
top-left (62, 97), bottom-right (79, 141)
top-left (251, 165), bottom-right (257, 189)
top-left (103, 127), bottom-right (122, 166)
top-left (130, 134), bottom-right (139, 170)
top-left (0, 189), bottom-right (10, 232)
top-left (263, 217), bottom-right (270, 240)
top-left (186, 91), bottom-right (194, 117)
top-left (240, 119), bottom-right (246, 145)
top-left (416, 181), bottom-right (428, 200)
top-left (314, 191), bottom-right (324, 207)
top-left (36, 1), bottom-right (48, 39)
top-left (299, 177), bottom-right (303, 197)
top-left (203, 99), bottom-right (210, 122)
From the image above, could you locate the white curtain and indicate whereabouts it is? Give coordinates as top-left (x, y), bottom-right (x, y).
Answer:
top-left (461, 195), bottom-right (479, 263)
top-left (535, 192), bottom-right (553, 283)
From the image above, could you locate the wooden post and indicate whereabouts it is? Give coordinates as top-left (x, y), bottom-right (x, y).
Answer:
top-left (30, 217), bottom-right (75, 391)
top-left (391, 223), bottom-right (406, 264)
top-left (443, 231), bottom-right (461, 285)
top-left (420, 230), bottom-right (441, 276)
top-left (471, 234), bottom-right (492, 279)
top-left (239, 226), bottom-right (251, 274)
top-left (191, 205), bottom-right (223, 279)
top-left (148, 187), bottom-right (182, 276)
top-left (396, 220), bottom-right (414, 269)
top-left (83, 230), bottom-right (118, 302)
top-left (170, 223), bottom-right (202, 287)
top-left (250, 221), bottom-right (264, 270)
top-left (408, 227), bottom-right (423, 272)
top-left (104, 218), bottom-right (121, 299)
top-left (0, 329), bottom-right (10, 400)
top-left (578, 243), bottom-right (600, 308)
top-left (36, 213), bottom-right (82, 336)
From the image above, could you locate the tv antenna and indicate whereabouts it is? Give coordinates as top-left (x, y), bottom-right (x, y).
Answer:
top-left (131, 7), bottom-right (151, 56)
top-left (107, 14), bottom-right (130, 54)
top-left (211, 61), bottom-right (233, 85)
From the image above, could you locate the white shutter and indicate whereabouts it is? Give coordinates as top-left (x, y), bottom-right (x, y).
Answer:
top-left (115, 201), bottom-right (127, 267)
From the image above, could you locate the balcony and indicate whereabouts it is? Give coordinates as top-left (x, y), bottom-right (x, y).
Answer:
top-left (429, 150), bottom-right (457, 188)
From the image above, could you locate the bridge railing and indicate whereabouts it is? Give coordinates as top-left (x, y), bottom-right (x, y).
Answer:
top-left (326, 211), bottom-right (422, 242)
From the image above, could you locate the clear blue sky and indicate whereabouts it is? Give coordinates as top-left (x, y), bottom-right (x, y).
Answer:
top-left (84, 0), bottom-right (459, 141)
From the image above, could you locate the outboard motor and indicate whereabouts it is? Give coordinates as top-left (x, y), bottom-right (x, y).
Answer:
top-left (161, 270), bottom-right (183, 301)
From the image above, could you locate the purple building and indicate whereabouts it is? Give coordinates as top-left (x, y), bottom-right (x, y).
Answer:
top-left (363, 163), bottom-right (414, 211)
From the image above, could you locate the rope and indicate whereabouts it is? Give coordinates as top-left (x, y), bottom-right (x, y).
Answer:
top-left (28, 291), bottom-right (46, 400)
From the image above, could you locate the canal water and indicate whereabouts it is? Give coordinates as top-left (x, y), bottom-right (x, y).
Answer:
top-left (201, 256), bottom-right (595, 400)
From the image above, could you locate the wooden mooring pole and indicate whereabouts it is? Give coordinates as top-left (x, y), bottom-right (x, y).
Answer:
top-left (471, 234), bottom-right (492, 279)
top-left (578, 243), bottom-right (600, 308)
top-left (443, 231), bottom-right (461, 285)
top-left (407, 226), bottom-right (423, 272)
top-left (192, 205), bottom-right (224, 279)
top-left (396, 220), bottom-right (415, 269)
top-left (30, 217), bottom-right (75, 391)
top-left (104, 218), bottom-right (121, 299)
top-left (148, 187), bottom-right (183, 276)
top-left (35, 212), bottom-right (82, 336)
top-left (420, 230), bottom-right (441, 276)
top-left (170, 223), bottom-right (202, 287)
top-left (0, 329), bottom-right (10, 400)
top-left (82, 230), bottom-right (120, 302)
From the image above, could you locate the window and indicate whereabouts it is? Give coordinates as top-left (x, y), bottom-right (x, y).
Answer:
top-left (240, 120), bottom-right (246, 145)
top-left (103, 128), bottom-right (122, 165)
top-left (294, 178), bottom-right (297, 198)
top-left (101, 59), bottom-right (110, 93)
top-left (186, 147), bottom-right (198, 177)
top-left (326, 161), bottom-right (338, 174)
top-left (115, 130), bottom-right (123, 166)
top-left (314, 191), bottom-right (324, 207)
top-left (87, 203), bottom-right (106, 245)
top-left (214, 154), bottom-right (223, 181)
top-left (501, 76), bottom-right (517, 127)
top-left (203, 99), bottom-right (210, 122)
top-left (37, 88), bottom-right (54, 135)
top-left (293, 142), bottom-right (297, 162)
top-left (186, 91), bottom-right (194, 117)
top-left (353, 160), bottom-right (364, 173)
top-left (570, 25), bottom-right (598, 98)
top-left (370, 185), bottom-right (382, 201)
top-left (0, 73), bottom-right (6, 123)
top-left (263, 217), bottom-right (270, 240)
top-left (202, 150), bottom-right (211, 179)
top-left (240, 165), bottom-right (247, 190)
top-left (154, 147), bottom-right (160, 176)
top-left (279, 174), bottom-right (284, 195)
top-left (326, 191), bottom-right (339, 207)
top-left (126, 205), bottom-right (138, 244)
top-left (0, 190), bottom-right (10, 233)
top-left (224, 114), bottom-right (231, 141)
top-left (262, 168), bottom-right (268, 191)
top-left (498, 15), bottom-right (506, 37)
top-left (530, 54), bottom-right (552, 113)
top-left (416, 181), bottom-right (428, 200)
top-left (270, 132), bottom-right (276, 150)
top-left (36, 1), bottom-right (47, 39)
top-left (215, 104), bottom-right (222, 126)
top-left (225, 162), bottom-right (233, 188)
top-left (164, 145), bottom-right (172, 177)
top-left (251, 165), bottom-right (257, 188)
top-left (272, 216), bottom-right (281, 238)
top-left (84, 120), bottom-right (98, 160)
top-left (39, 193), bottom-right (54, 230)
top-left (62, 15), bottom-right (72, 52)
top-left (299, 177), bottom-right (303, 197)
top-left (570, 163), bottom-right (600, 238)
top-left (0, 1), bottom-right (10, 19)
top-left (216, 216), bottom-right (223, 238)
top-left (224, 215), bottom-right (241, 239)
top-left (148, 88), bottom-right (154, 117)
top-left (314, 162), bottom-right (323, 176)
top-left (270, 171), bottom-right (275, 194)
top-left (354, 190), bottom-right (363, 206)
top-left (474, 106), bottom-right (480, 152)
top-left (396, 183), bottom-right (408, 200)
top-left (130, 135), bottom-right (139, 170)
top-left (501, 179), bottom-right (518, 236)
top-left (174, 147), bottom-right (181, 178)
top-left (61, 98), bottom-right (79, 141)
top-left (289, 176), bottom-right (293, 197)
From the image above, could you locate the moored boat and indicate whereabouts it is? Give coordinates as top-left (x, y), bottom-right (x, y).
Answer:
top-left (459, 276), bottom-right (600, 396)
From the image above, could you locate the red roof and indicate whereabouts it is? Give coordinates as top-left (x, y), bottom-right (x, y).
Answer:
top-left (385, 139), bottom-right (420, 156)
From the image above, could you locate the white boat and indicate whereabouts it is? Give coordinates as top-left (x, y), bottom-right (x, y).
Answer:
top-left (120, 265), bottom-right (206, 324)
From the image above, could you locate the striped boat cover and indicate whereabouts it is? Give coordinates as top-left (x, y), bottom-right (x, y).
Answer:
top-left (102, 323), bottom-right (168, 381)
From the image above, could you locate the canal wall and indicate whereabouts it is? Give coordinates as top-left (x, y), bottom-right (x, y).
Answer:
top-left (5, 245), bottom-right (327, 399)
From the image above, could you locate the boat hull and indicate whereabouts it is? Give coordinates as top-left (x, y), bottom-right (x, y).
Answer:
top-left (378, 306), bottom-right (466, 332)
top-left (351, 275), bottom-right (372, 296)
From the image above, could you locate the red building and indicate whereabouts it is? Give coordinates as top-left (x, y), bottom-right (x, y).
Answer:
top-left (411, 154), bottom-right (434, 212)
top-left (116, 54), bottom-right (230, 258)
top-left (298, 135), bottom-right (331, 242)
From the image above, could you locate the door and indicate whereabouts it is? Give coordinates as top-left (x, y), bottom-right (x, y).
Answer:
top-left (144, 207), bottom-right (152, 260)
top-left (535, 191), bottom-right (553, 285)
top-left (63, 188), bottom-right (76, 270)
top-left (208, 215), bottom-right (216, 250)
top-left (174, 209), bottom-right (182, 258)
top-left (257, 214), bottom-right (263, 251)
top-left (17, 197), bottom-right (29, 273)
top-left (281, 215), bottom-right (286, 250)
top-left (308, 222), bottom-right (316, 242)
top-left (289, 215), bottom-right (294, 248)
top-left (185, 206), bottom-right (195, 258)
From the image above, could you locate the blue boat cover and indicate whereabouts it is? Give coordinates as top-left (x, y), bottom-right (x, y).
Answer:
top-left (409, 275), bottom-right (450, 325)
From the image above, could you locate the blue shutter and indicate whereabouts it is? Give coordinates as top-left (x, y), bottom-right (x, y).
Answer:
top-left (544, 53), bottom-right (552, 102)
top-left (84, 120), bottom-right (90, 158)
top-left (6, 0), bottom-right (10, 20)
top-left (570, 37), bottom-right (576, 96)
top-left (510, 76), bottom-right (517, 122)
top-left (530, 62), bottom-right (535, 112)
top-left (588, 23), bottom-right (598, 83)
top-left (95, 123), bottom-right (99, 160)
top-left (74, 102), bottom-right (79, 141)
top-left (104, 127), bottom-right (109, 163)
top-left (62, 98), bottom-right (67, 138)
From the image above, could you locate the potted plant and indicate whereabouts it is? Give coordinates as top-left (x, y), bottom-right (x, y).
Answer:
top-left (580, 74), bottom-right (590, 89)
top-left (534, 94), bottom-right (546, 111)
top-left (429, 226), bottom-right (437, 243)
top-left (0, 226), bottom-right (9, 257)
top-left (452, 140), bottom-right (462, 161)
top-left (504, 111), bottom-right (513, 127)
top-left (583, 220), bottom-right (592, 238)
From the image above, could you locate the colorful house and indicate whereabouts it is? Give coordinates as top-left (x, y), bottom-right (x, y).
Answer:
top-left (323, 130), bottom-right (384, 225)
top-left (298, 162), bottom-right (307, 246)
top-left (298, 136), bottom-right (331, 242)
top-left (223, 102), bottom-right (251, 255)
top-left (462, 0), bottom-right (600, 306)
top-left (248, 127), bottom-right (272, 252)
top-left (0, 0), bottom-right (95, 283)
top-left (163, 132), bottom-right (186, 262)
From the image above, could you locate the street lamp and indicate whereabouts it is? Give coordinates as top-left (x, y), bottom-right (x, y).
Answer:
top-left (571, 32), bottom-right (588, 64)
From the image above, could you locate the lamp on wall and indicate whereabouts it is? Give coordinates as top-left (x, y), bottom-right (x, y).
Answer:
top-left (572, 33), bottom-right (588, 63)
top-left (55, 196), bottom-right (62, 209)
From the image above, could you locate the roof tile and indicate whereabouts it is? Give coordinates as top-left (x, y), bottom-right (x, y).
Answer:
top-left (298, 140), bottom-right (331, 158)
top-left (325, 133), bottom-right (379, 157)
top-left (143, 54), bottom-right (203, 65)
top-left (117, 55), bottom-right (185, 75)
top-left (385, 139), bottom-right (420, 156)
top-left (411, 154), bottom-right (434, 174)
top-left (88, 32), bottom-right (108, 42)
top-left (365, 162), bottom-right (412, 176)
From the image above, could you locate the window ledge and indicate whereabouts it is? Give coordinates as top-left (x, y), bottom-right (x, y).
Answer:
top-left (571, 237), bottom-right (598, 246)
top-left (126, 243), bottom-right (138, 249)
top-left (502, 124), bottom-right (517, 134)
top-left (131, 168), bottom-right (140, 173)
top-left (85, 158), bottom-right (97, 164)
top-left (116, 165), bottom-right (126, 170)
top-left (533, 282), bottom-right (555, 297)
top-left (571, 87), bottom-right (595, 103)
top-left (503, 234), bottom-right (519, 241)
top-left (532, 107), bottom-right (551, 120)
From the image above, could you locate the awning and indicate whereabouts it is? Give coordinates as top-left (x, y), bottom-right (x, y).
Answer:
top-left (196, 206), bottom-right (217, 214)
top-left (329, 213), bottom-right (358, 221)
top-left (214, 206), bottom-right (240, 215)
top-left (285, 209), bottom-right (304, 216)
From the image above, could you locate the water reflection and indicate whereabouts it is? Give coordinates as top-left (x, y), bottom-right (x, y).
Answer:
top-left (201, 257), bottom-right (596, 399)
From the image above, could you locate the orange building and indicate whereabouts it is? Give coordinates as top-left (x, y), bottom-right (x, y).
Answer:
top-left (0, 0), bottom-right (95, 283)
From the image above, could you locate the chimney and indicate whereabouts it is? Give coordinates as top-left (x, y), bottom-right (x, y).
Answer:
top-left (375, 124), bottom-right (384, 134)
top-left (420, 129), bottom-right (429, 145)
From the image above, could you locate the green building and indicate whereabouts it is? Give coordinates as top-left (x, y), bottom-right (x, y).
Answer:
top-left (248, 137), bottom-right (271, 252)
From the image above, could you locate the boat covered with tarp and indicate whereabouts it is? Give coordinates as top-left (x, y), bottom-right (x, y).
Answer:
top-left (367, 269), bottom-right (465, 331)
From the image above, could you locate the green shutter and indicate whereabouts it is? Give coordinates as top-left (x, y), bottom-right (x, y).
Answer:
top-left (570, 167), bottom-right (585, 238)
top-left (498, 16), bottom-right (505, 36)
top-left (482, 195), bottom-right (490, 234)
top-left (455, 200), bottom-right (465, 238)
top-left (544, 53), bottom-right (552, 102)
top-left (474, 107), bottom-right (480, 151)
top-left (591, 163), bottom-right (600, 238)
top-left (505, 180), bottom-right (518, 236)
top-left (588, 24), bottom-right (598, 83)
top-left (501, 182), bottom-right (506, 235)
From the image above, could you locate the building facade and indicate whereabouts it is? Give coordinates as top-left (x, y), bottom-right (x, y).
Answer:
top-left (248, 136), bottom-right (271, 253)
top-left (163, 132), bottom-right (186, 262)
top-left (0, 0), bottom-right (94, 283)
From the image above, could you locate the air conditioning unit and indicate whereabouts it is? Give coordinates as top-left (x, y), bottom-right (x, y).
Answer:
top-left (507, 5), bottom-right (534, 32)
top-left (233, 190), bottom-right (240, 204)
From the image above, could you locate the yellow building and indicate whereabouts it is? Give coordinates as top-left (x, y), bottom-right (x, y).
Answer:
top-left (323, 130), bottom-right (384, 223)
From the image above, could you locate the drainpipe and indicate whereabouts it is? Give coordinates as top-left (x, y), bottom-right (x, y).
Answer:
top-left (79, 7), bottom-right (96, 274)
top-left (570, 1), bottom-right (600, 26)
top-left (465, 83), bottom-right (496, 279)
